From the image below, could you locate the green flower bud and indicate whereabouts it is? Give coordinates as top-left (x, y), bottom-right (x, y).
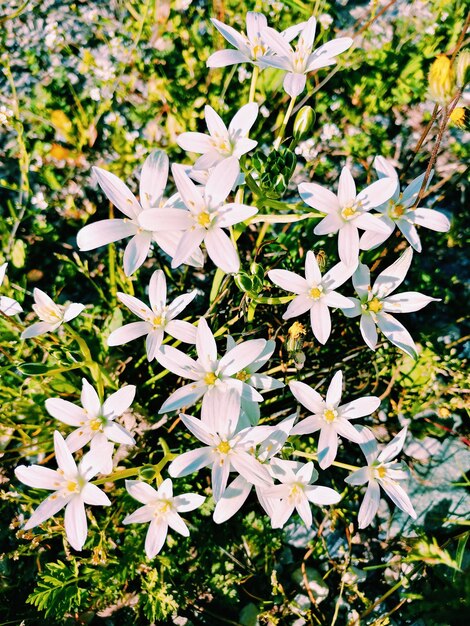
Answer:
top-left (234, 272), bottom-right (253, 293)
top-left (293, 105), bottom-right (315, 141)
top-left (139, 465), bottom-right (158, 481)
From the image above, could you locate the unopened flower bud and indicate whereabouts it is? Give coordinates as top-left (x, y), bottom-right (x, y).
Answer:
top-left (456, 49), bottom-right (470, 88)
top-left (234, 272), bottom-right (253, 293)
top-left (286, 321), bottom-right (307, 354)
top-left (293, 106), bottom-right (315, 141)
top-left (139, 465), bottom-right (158, 481)
top-left (428, 54), bottom-right (456, 104)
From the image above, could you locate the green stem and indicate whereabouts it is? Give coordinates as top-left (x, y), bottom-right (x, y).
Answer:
top-left (249, 65), bottom-right (260, 103)
top-left (66, 327), bottom-right (105, 398)
top-left (274, 96), bottom-right (296, 150)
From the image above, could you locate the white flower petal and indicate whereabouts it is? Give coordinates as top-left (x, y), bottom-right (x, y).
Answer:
top-left (148, 270), bottom-right (167, 311)
top-left (337, 167), bottom-right (356, 206)
top-left (21, 321), bottom-right (59, 339)
top-left (360, 223), bottom-right (392, 250)
top-left (122, 504), bottom-right (154, 524)
top-left (296, 493), bottom-right (313, 527)
top-left (305, 250), bottom-right (322, 284)
top-left (158, 345), bottom-right (198, 380)
top-left (213, 475), bottom-right (251, 523)
top-left (326, 370), bottom-right (343, 407)
top-left (125, 479), bottom-right (159, 504)
top-left (201, 387), bottom-right (241, 436)
top-left (383, 292), bottom-right (438, 313)
top-left (334, 418), bottom-right (365, 443)
top-left (166, 510), bottom-right (190, 537)
top-left (413, 208), bottom-right (450, 232)
top-left (270, 498), bottom-right (294, 529)
top-left (313, 213), bottom-right (342, 235)
top-left (217, 203), bottom-right (257, 227)
top-left (228, 102), bottom-right (258, 137)
top-left (107, 321), bottom-right (151, 346)
top-left (179, 413), bottom-right (214, 445)
top-left (145, 518), bottom-right (168, 557)
top-left (377, 427), bottom-right (407, 464)
top-left (177, 132), bottom-right (214, 154)
top-left (63, 303), bottom-right (85, 322)
top-left (219, 338), bottom-right (266, 376)
top-left (123, 231), bottom-right (152, 276)
top-left (356, 177), bottom-right (396, 210)
top-left (373, 247), bottom-right (414, 298)
top-left (230, 451), bottom-right (272, 488)
top-left (358, 480), bottom-right (380, 529)
top-left (0, 295), bottom-right (23, 316)
top-left (138, 207), bottom-right (192, 231)
top-left (309, 301), bottom-right (331, 344)
top-left (45, 398), bottom-right (86, 426)
top-left (205, 227), bottom-right (240, 273)
top-left (305, 485), bottom-right (342, 505)
top-left (291, 415), bottom-right (323, 436)
top-left (15, 465), bottom-right (60, 490)
top-left (322, 290), bottom-right (355, 310)
top-left (307, 37), bottom-right (353, 71)
top-left (165, 320), bottom-right (197, 344)
top-left (376, 312), bottom-right (417, 359)
top-left (338, 223), bottom-right (360, 268)
top-left (81, 379), bottom-right (101, 416)
top-left (299, 182), bottom-right (340, 213)
top-left (54, 430), bottom-right (78, 476)
top-left (289, 380), bottom-right (325, 414)
top-left (172, 164), bottom-right (205, 212)
top-left (354, 212), bottom-right (392, 234)
top-left (205, 158), bottom-right (239, 206)
top-left (318, 425), bottom-right (338, 469)
top-left (117, 293), bottom-right (153, 320)
top-left (146, 328), bottom-right (164, 361)
top-left (64, 497), bottom-right (88, 551)
top-left (206, 49), bottom-right (249, 68)
top-left (102, 385), bottom-right (136, 418)
top-left (171, 228), bottom-right (206, 268)
top-left (398, 220), bottom-right (422, 252)
top-left (211, 458), bottom-right (231, 502)
top-left (103, 422), bottom-right (135, 445)
top-left (81, 483), bottom-right (111, 506)
top-left (283, 72), bottom-right (307, 98)
top-left (380, 479), bottom-right (416, 519)
top-left (159, 382), bottom-right (206, 414)
top-left (167, 289), bottom-right (197, 318)
top-left (360, 314), bottom-right (378, 350)
top-left (24, 492), bottom-right (70, 530)
top-left (340, 396), bottom-right (380, 420)
top-left (173, 492), bottom-right (205, 513)
top-left (344, 466), bottom-right (370, 486)
top-left (93, 166), bottom-right (141, 219)
top-left (66, 428), bottom-right (93, 453)
top-left (139, 150), bottom-right (169, 209)
top-left (268, 269), bottom-right (308, 294)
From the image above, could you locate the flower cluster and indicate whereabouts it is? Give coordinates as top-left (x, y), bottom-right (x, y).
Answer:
top-left (11, 9), bottom-right (450, 560)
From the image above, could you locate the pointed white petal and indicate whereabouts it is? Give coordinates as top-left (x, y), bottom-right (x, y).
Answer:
top-left (81, 379), bottom-right (101, 416)
top-left (45, 399), bottom-right (86, 426)
top-left (309, 301), bottom-right (331, 344)
top-left (291, 415), bottom-right (323, 436)
top-left (228, 102), bottom-right (258, 137)
top-left (138, 207), bottom-right (192, 231)
top-left (63, 303), bottom-right (85, 322)
top-left (318, 425), bottom-right (338, 469)
top-left (360, 314), bottom-right (378, 350)
top-left (380, 479), bottom-right (416, 518)
top-left (354, 212), bottom-right (393, 234)
top-left (122, 504), bottom-right (154, 524)
top-left (307, 37), bottom-right (353, 71)
top-left (148, 270), bottom-right (167, 311)
top-left (217, 202), bottom-right (257, 227)
top-left (145, 518), bottom-right (168, 557)
top-left (205, 158), bottom-right (239, 207)
top-left (289, 380), bottom-right (325, 414)
top-left (295, 494), bottom-right (313, 527)
top-left (157, 345), bottom-right (198, 380)
top-left (338, 223), bottom-right (360, 268)
top-left (313, 213), bottom-right (343, 235)
top-left (413, 208), bottom-right (450, 232)
top-left (107, 321), bottom-right (150, 346)
top-left (268, 269), bottom-right (308, 294)
top-left (171, 163), bottom-right (205, 212)
top-left (340, 396), bottom-right (380, 420)
top-left (125, 479), bottom-right (159, 504)
top-left (212, 457), bottom-right (231, 501)
top-left (337, 167), bottom-right (356, 206)
top-left (146, 328), bottom-right (164, 361)
top-left (179, 413), bottom-right (214, 445)
top-left (117, 292), bottom-right (153, 320)
top-left (176, 132), bottom-right (213, 154)
top-left (103, 422), bottom-right (135, 445)
top-left (54, 430), bottom-right (78, 476)
top-left (123, 232), bottom-right (152, 276)
top-left (167, 289), bottom-right (197, 318)
top-left (326, 370), bottom-right (343, 407)
top-left (377, 427), bottom-right (407, 464)
top-left (358, 480), bottom-right (380, 528)
top-left (93, 166), bottom-right (141, 219)
top-left (299, 182), bottom-right (339, 213)
top-left (81, 483), bottom-right (111, 506)
top-left (169, 447), bottom-right (214, 478)
top-left (159, 382), bottom-right (206, 414)
top-left (205, 227), bottom-right (240, 273)
top-left (201, 387), bottom-right (240, 437)
top-left (376, 312), bottom-right (417, 359)
top-left (352, 262), bottom-right (371, 298)
top-left (305, 485), bottom-right (342, 505)
top-left (230, 451), bottom-right (272, 487)
top-left (24, 492), bottom-right (70, 529)
top-left (344, 466), bottom-right (370, 486)
top-left (0, 295), bottom-right (23, 316)
top-left (66, 428), bottom-right (93, 453)
top-left (360, 223), bottom-right (392, 250)
top-left (356, 177), bottom-right (396, 210)
top-left (139, 150), bottom-right (169, 209)
top-left (196, 317), bottom-right (217, 364)
top-left (15, 465), bottom-right (60, 490)
top-left (398, 220), bottom-right (422, 252)
top-left (166, 320), bottom-right (197, 344)
top-left (322, 290), bottom-right (355, 309)
top-left (373, 247), bottom-right (414, 298)
top-left (171, 228), bottom-right (205, 268)
top-left (102, 385), bottom-right (135, 418)
top-left (64, 497), bottom-right (88, 551)
top-left (383, 292), bottom-right (438, 313)
top-left (219, 338), bottom-right (266, 376)
top-left (305, 250), bottom-right (322, 284)
top-left (173, 492), bottom-right (205, 513)
top-left (206, 49), bottom-right (249, 67)
top-left (322, 260), bottom-right (355, 290)
top-left (213, 475), bottom-right (251, 523)
top-left (21, 321), bottom-right (58, 339)
top-left (167, 510), bottom-right (190, 537)
top-left (283, 72), bottom-right (307, 98)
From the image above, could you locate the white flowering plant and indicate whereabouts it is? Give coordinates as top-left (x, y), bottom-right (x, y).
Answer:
top-left (1, 1), bottom-right (468, 624)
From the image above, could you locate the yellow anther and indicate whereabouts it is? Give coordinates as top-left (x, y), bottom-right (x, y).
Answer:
top-left (323, 409), bottom-right (337, 423)
top-left (368, 298), bottom-right (383, 313)
top-left (89, 419), bottom-right (102, 431)
top-left (217, 440), bottom-right (231, 454)
top-left (235, 369), bottom-right (250, 382)
top-left (376, 465), bottom-right (387, 479)
top-left (66, 481), bottom-right (79, 493)
top-left (197, 211), bottom-right (212, 227)
top-left (154, 500), bottom-right (171, 516)
top-left (204, 372), bottom-right (217, 386)
top-left (309, 286), bottom-right (323, 300)
top-left (342, 206), bottom-right (357, 218)
top-left (152, 315), bottom-right (162, 327)
top-left (390, 203), bottom-right (405, 218)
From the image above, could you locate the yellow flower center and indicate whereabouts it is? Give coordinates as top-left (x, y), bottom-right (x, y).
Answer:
top-left (390, 203), bottom-right (406, 218)
top-left (154, 500), bottom-right (172, 516)
top-left (309, 285), bottom-right (323, 300)
top-left (66, 480), bottom-right (79, 493)
top-left (152, 315), bottom-right (162, 327)
top-left (235, 369), bottom-right (250, 382)
top-left (89, 418), bottom-right (103, 432)
top-left (204, 372), bottom-right (217, 386)
top-left (197, 211), bottom-right (212, 227)
top-left (217, 440), bottom-right (231, 454)
top-left (323, 409), bottom-right (338, 423)
top-left (342, 205), bottom-right (357, 218)
top-left (376, 465), bottom-right (387, 479)
top-left (367, 298), bottom-right (383, 313)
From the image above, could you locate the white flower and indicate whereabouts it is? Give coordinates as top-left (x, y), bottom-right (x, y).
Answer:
top-left (206, 12), bottom-right (305, 68)
top-left (77, 150), bottom-right (203, 276)
top-left (263, 460), bottom-right (341, 528)
top-left (0, 263), bottom-right (22, 316)
top-left (168, 390), bottom-right (273, 501)
top-left (177, 104), bottom-right (258, 170)
top-left (15, 431), bottom-right (111, 551)
top-left (360, 156), bottom-right (451, 253)
top-left (138, 158), bottom-right (257, 274)
top-left (268, 251), bottom-right (355, 344)
top-left (45, 378), bottom-right (135, 473)
top-left (299, 165), bottom-right (396, 268)
top-left (21, 288), bottom-right (84, 339)
top-left (107, 270), bottom-right (197, 360)
top-left (343, 247), bottom-right (439, 358)
top-left (122, 478), bottom-right (205, 558)
top-left (157, 318), bottom-right (275, 415)
top-left (345, 426), bottom-right (417, 528)
top-left (260, 16), bottom-right (353, 97)
top-left (213, 415), bottom-right (295, 523)
top-left (290, 370), bottom-right (380, 469)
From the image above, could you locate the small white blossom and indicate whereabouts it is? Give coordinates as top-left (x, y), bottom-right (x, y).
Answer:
top-left (21, 288), bottom-right (84, 339)
top-left (15, 431), bottom-right (111, 551)
top-left (343, 247), bottom-right (439, 358)
top-left (122, 478), bottom-right (204, 558)
top-left (261, 16), bottom-right (352, 97)
top-left (345, 426), bottom-right (417, 528)
top-left (268, 251), bottom-right (355, 344)
top-left (299, 165), bottom-right (396, 268)
top-left (45, 378), bottom-right (135, 473)
top-left (290, 370), bottom-right (380, 469)
top-left (108, 270), bottom-right (197, 360)
top-left (177, 103), bottom-right (258, 170)
top-left (360, 156), bottom-right (451, 253)
top-left (264, 460), bottom-right (341, 528)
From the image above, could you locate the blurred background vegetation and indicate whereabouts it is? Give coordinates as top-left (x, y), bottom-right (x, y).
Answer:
top-left (0, 0), bottom-right (468, 624)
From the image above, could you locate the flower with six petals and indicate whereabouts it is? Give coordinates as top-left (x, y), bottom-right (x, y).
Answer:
top-left (21, 288), bottom-right (84, 339)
